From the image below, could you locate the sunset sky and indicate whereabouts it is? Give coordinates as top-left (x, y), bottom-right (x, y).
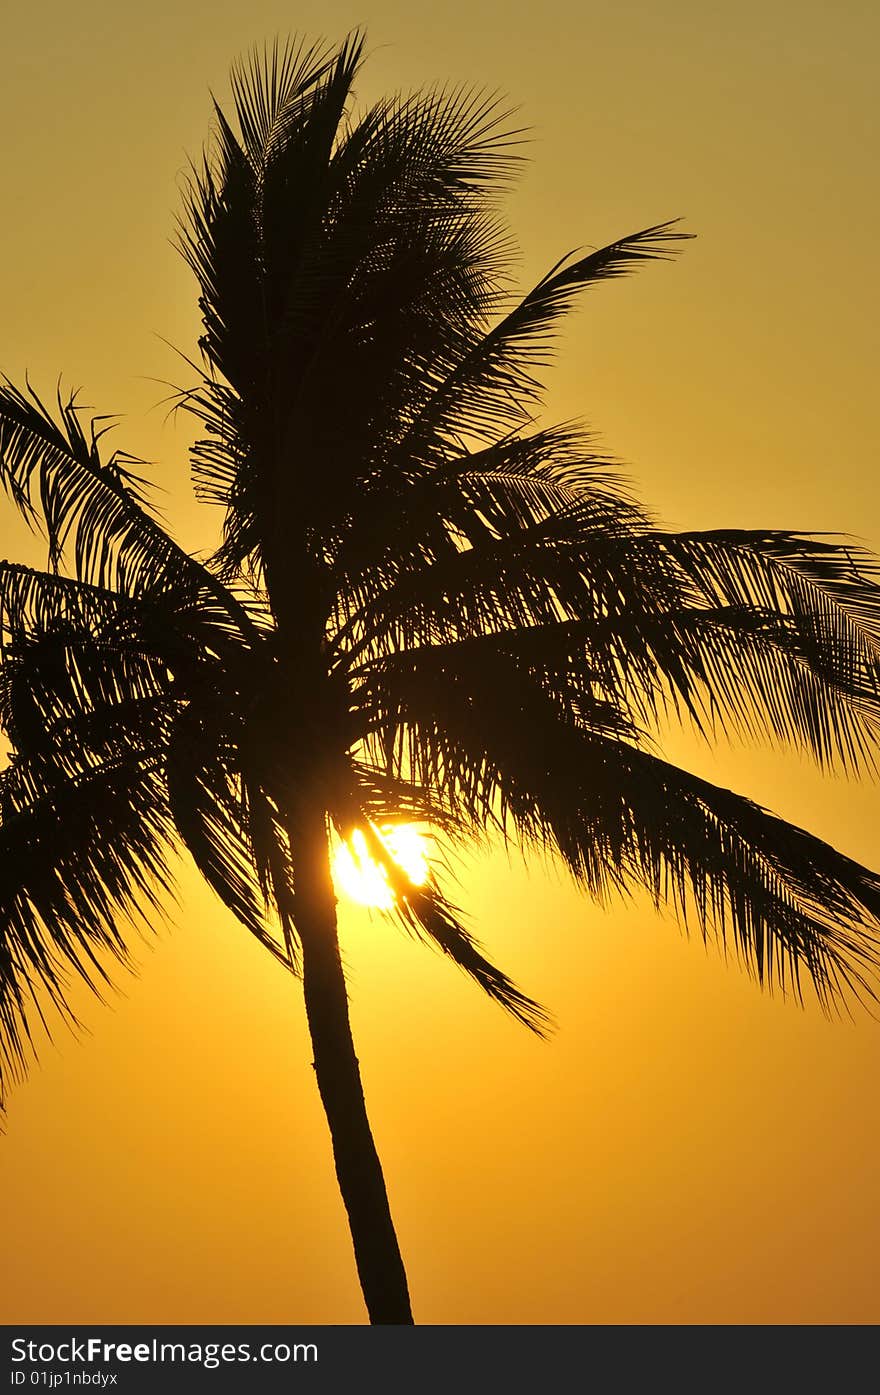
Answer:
top-left (2, 0), bottom-right (879, 1323)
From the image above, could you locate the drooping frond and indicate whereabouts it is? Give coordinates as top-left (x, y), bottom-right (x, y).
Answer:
top-left (0, 482), bottom-right (282, 1102)
top-left (0, 750), bottom-right (177, 1107)
top-left (0, 561), bottom-right (182, 1107)
top-left (662, 528), bottom-right (880, 670)
top-left (390, 880), bottom-right (552, 1035)
top-left (354, 631), bottom-right (880, 1008)
top-left (648, 530), bottom-right (880, 768)
top-left (332, 811), bottom-right (550, 1034)
top-left (165, 703), bottom-right (292, 967)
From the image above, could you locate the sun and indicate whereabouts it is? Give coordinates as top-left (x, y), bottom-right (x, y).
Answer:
top-left (332, 825), bottom-right (430, 909)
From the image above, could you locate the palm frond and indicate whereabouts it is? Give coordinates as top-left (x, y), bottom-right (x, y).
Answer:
top-left (177, 65), bottom-right (525, 583)
top-left (339, 484), bottom-right (669, 667)
top-left (397, 221), bottom-right (691, 451)
top-left (338, 482), bottom-right (880, 775)
top-left (165, 703), bottom-right (293, 968)
top-left (0, 561), bottom-right (270, 772)
top-left (340, 817), bottom-right (550, 1034)
top-left (663, 529), bottom-right (880, 657)
top-left (653, 530), bottom-right (880, 768)
top-left (357, 634), bottom-right (880, 1008)
top-left (0, 380), bottom-right (258, 642)
top-left (344, 757), bottom-right (468, 838)
top-left (392, 881), bottom-right (552, 1035)
top-left (228, 35), bottom-right (344, 168)
top-left (0, 379), bottom-right (170, 588)
top-left (0, 750), bottom-right (177, 1108)
top-left (329, 426), bottom-right (615, 602)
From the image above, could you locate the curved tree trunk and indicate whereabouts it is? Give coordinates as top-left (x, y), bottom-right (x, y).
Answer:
top-left (286, 804), bottom-right (414, 1325)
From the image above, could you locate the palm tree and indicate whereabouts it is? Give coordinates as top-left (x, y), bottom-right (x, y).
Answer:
top-left (3, 33), bottom-right (880, 1326)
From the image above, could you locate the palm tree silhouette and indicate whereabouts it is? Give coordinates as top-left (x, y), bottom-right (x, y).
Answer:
top-left (3, 33), bottom-right (880, 1325)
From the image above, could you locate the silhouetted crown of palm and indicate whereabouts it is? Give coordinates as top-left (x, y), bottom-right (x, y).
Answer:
top-left (3, 34), bottom-right (880, 1324)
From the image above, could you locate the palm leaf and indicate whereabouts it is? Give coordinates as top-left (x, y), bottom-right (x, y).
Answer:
top-left (0, 750), bottom-right (177, 1107)
top-left (359, 635), bottom-right (880, 1008)
top-left (397, 221), bottom-right (691, 451)
top-left (335, 813), bottom-right (550, 1033)
top-left (0, 380), bottom-right (257, 639)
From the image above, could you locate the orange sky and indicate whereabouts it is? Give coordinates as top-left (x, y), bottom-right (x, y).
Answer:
top-left (2, 0), bottom-right (879, 1323)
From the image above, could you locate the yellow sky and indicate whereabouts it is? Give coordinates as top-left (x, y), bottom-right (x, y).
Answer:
top-left (2, 0), bottom-right (879, 1323)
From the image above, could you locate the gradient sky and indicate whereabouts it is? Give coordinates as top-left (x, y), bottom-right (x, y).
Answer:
top-left (2, 0), bottom-right (879, 1323)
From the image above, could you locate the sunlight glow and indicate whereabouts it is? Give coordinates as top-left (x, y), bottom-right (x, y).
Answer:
top-left (332, 825), bottom-right (430, 908)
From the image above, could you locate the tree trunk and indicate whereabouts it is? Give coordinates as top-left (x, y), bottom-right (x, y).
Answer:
top-left (286, 804), bottom-right (414, 1325)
